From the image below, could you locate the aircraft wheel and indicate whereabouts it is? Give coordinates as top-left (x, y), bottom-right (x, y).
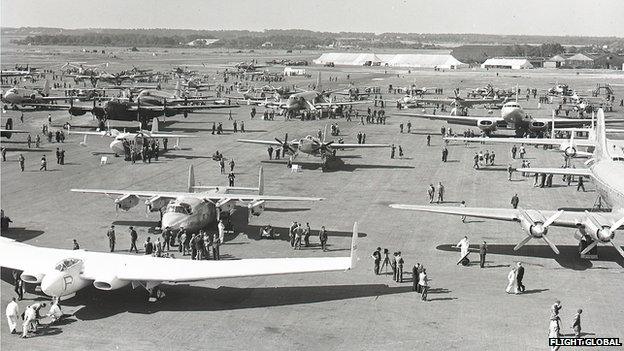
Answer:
top-left (461, 257), bottom-right (470, 266)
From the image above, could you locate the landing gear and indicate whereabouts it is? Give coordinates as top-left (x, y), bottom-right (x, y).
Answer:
top-left (147, 286), bottom-right (166, 302)
top-left (321, 154), bottom-right (328, 172)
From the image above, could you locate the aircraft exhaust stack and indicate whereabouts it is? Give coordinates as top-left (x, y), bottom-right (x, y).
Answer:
top-left (187, 165), bottom-right (195, 193)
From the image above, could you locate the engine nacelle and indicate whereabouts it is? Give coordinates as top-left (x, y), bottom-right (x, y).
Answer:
top-left (145, 196), bottom-right (169, 212)
top-left (164, 108), bottom-right (177, 117)
top-left (559, 143), bottom-right (577, 157)
top-left (247, 200), bottom-right (266, 217)
top-left (69, 107), bottom-right (87, 116)
top-left (216, 198), bottom-right (237, 214)
top-left (582, 219), bottom-right (613, 243)
top-left (115, 194), bottom-right (140, 211)
top-left (518, 217), bottom-right (546, 238)
top-left (21, 271), bottom-right (44, 284)
top-left (93, 275), bottom-right (130, 291)
top-left (477, 119), bottom-right (497, 132)
top-left (528, 120), bottom-right (548, 131)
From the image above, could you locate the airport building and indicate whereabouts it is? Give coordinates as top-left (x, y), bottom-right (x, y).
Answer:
top-left (313, 52), bottom-right (468, 69)
top-left (480, 57), bottom-right (534, 69)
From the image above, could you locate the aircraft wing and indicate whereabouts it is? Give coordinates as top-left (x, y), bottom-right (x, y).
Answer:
top-left (237, 139), bottom-right (299, 147)
top-left (68, 130), bottom-right (108, 136)
top-left (0, 224), bottom-right (356, 284)
top-left (518, 167), bottom-right (593, 177)
top-left (148, 133), bottom-right (196, 139)
top-left (330, 143), bottom-right (391, 149)
top-left (71, 188), bottom-right (322, 202)
top-left (132, 104), bottom-right (238, 112)
top-left (444, 136), bottom-right (595, 147)
top-left (395, 112), bottom-right (503, 127)
top-left (389, 205), bottom-right (582, 229)
top-left (316, 100), bottom-right (371, 108)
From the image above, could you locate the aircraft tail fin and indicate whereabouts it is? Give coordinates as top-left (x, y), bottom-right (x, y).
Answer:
top-left (593, 109), bottom-right (609, 161)
top-left (43, 79), bottom-right (50, 96)
top-left (151, 118), bottom-right (159, 133)
top-left (258, 166), bottom-right (264, 195)
top-left (350, 222), bottom-right (359, 269)
top-left (187, 165), bottom-right (195, 193)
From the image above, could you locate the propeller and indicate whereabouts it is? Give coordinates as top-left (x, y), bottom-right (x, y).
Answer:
top-left (275, 133), bottom-right (296, 155)
top-left (514, 210), bottom-right (563, 254)
top-left (580, 213), bottom-right (624, 258)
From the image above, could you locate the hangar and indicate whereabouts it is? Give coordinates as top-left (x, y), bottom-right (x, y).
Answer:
top-left (481, 58), bottom-right (534, 69)
top-left (313, 53), bottom-right (468, 69)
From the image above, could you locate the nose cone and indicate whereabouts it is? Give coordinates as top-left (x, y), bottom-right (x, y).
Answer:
top-left (162, 212), bottom-right (187, 230)
top-left (41, 271), bottom-right (65, 297)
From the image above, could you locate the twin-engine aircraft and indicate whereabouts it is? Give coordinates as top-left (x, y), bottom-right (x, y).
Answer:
top-left (71, 165), bottom-right (323, 233)
top-left (391, 109), bottom-right (624, 260)
top-left (0, 223), bottom-right (358, 301)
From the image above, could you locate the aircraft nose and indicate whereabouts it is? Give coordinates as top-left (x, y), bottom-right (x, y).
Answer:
top-left (162, 213), bottom-right (187, 230)
top-left (110, 140), bottom-right (124, 155)
top-left (41, 271), bottom-right (65, 297)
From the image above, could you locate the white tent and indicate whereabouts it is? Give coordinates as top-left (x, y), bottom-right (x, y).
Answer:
top-left (313, 52), bottom-right (467, 69)
top-left (481, 58), bottom-right (533, 69)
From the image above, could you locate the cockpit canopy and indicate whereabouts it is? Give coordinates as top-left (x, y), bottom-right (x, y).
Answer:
top-left (167, 202), bottom-right (192, 215)
top-left (54, 258), bottom-right (82, 272)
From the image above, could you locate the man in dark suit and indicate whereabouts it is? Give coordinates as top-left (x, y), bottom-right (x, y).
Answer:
top-left (516, 262), bottom-right (525, 292)
top-left (479, 241), bottom-right (487, 268)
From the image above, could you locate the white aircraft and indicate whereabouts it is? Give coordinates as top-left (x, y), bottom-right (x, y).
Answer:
top-left (395, 100), bottom-right (603, 136)
top-left (69, 118), bottom-right (195, 156)
top-left (1, 80), bottom-right (68, 107)
top-left (238, 129), bottom-right (391, 170)
top-left (390, 109), bottom-right (624, 259)
top-left (0, 223), bottom-right (358, 301)
top-left (71, 165), bottom-right (323, 233)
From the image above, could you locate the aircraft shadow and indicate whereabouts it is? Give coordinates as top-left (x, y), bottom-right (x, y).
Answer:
top-left (557, 207), bottom-right (612, 212)
top-left (264, 207), bottom-right (311, 213)
top-left (66, 284), bottom-right (412, 320)
top-left (4, 147), bottom-right (53, 152)
top-left (260, 159), bottom-right (415, 172)
top-left (1, 227), bottom-right (45, 242)
top-left (436, 244), bottom-right (624, 270)
top-left (160, 153), bottom-right (215, 160)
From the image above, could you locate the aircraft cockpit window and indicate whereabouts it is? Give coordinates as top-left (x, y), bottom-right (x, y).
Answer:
top-left (54, 258), bottom-right (82, 272)
top-left (168, 204), bottom-right (191, 214)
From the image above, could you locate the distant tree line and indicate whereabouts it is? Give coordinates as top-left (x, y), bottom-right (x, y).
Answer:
top-left (13, 33), bottom-right (215, 47)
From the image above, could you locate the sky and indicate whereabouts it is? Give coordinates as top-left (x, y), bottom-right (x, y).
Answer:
top-left (1, 0), bottom-right (623, 37)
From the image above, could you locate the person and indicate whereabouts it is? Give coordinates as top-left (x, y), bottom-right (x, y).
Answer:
top-left (12, 271), bottom-right (23, 300)
top-left (479, 241), bottom-right (487, 268)
top-left (22, 304), bottom-right (37, 338)
top-left (442, 147), bottom-right (448, 162)
top-left (459, 201), bottom-right (467, 223)
top-left (219, 158), bottom-right (225, 174)
top-left (419, 269), bottom-right (429, 301)
top-left (72, 239), bottom-right (80, 250)
top-left (426, 134), bottom-right (431, 146)
top-left (552, 300), bottom-right (563, 317)
top-left (5, 297), bottom-right (19, 334)
top-left (506, 266), bottom-right (519, 294)
top-left (507, 164), bottom-right (514, 181)
top-left (437, 182), bottom-right (445, 203)
top-left (218, 219), bottom-right (226, 243)
top-left (303, 222), bottom-right (311, 247)
top-left (427, 184), bottom-right (435, 203)
top-left (267, 146), bottom-right (273, 160)
top-left (395, 252), bottom-right (404, 283)
top-left (571, 309), bottom-right (582, 338)
top-left (372, 247), bottom-right (381, 275)
top-left (390, 144), bottom-right (395, 159)
top-left (577, 176), bottom-right (585, 192)
top-left (294, 224), bottom-right (303, 250)
top-left (18, 154), bottom-right (25, 172)
top-left (129, 226), bottom-right (139, 253)
top-left (228, 172), bottom-right (235, 186)
top-left (39, 155), bottom-right (47, 171)
top-left (144, 236), bottom-right (154, 255)
top-left (179, 227), bottom-right (188, 255)
top-left (46, 299), bottom-right (69, 325)
top-left (106, 225), bottom-right (116, 252)
top-left (212, 233), bottom-right (220, 260)
top-left (289, 221), bottom-right (297, 247)
top-left (519, 145), bottom-right (526, 159)
top-left (456, 236), bottom-right (469, 264)
top-left (1, 147), bottom-right (6, 162)
top-left (511, 194), bottom-right (519, 209)
top-left (261, 225), bottom-right (274, 239)
top-left (319, 226), bottom-right (328, 252)
top-left (411, 265), bottom-right (419, 291)
top-left (549, 314), bottom-right (561, 351)
top-left (516, 262), bottom-right (525, 292)
top-left (390, 253), bottom-right (397, 281)
top-left (229, 159), bottom-right (235, 172)
top-left (162, 226), bottom-right (172, 251)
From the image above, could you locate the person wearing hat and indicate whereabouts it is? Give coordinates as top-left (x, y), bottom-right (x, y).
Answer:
top-left (106, 225), bottom-right (116, 252)
top-left (129, 226), bottom-right (138, 253)
top-left (479, 241), bottom-right (487, 268)
top-left (516, 262), bottom-right (525, 293)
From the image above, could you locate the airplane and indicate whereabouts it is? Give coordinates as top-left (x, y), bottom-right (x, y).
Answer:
top-left (181, 78), bottom-right (214, 91)
top-left (71, 165), bottom-right (323, 233)
top-left (0, 64), bottom-right (40, 78)
top-left (390, 109), bottom-right (624, 260)
top-left (0, 222), bottom-right (358, 301)
top-left (61, 62), bottom-right (109, 75)
top-left (1, 80), bottom-right (69, 108)
top-left (397, 93), bottom-right (507, 114)
top-left (231, 61), bottom-right (268, 72)
top-left (69, 118), bottom-right (195, 156)
top-left (0, 118), bottom-right (28, 139)
top-left (395, 99), bottom-right (614, 137)
top-left (237, 128), bottom-right (391, 171)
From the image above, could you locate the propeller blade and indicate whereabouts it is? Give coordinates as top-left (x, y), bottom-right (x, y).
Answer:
top-left (610, 241), bottom-right (624, 259)
top-left (543, 210), bottom-right (564, 227)
top-left (541, 235), bottom-right (560, 254)
top-left (580, 241), bottom-right (598, 255)
top-left (513, 236), bottom-right (533, 251)
top-left (611, 216), bottom-right (624, 232)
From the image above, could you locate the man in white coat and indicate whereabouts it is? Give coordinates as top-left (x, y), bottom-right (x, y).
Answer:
top-left (5, 297), bottom-right (19, 334)
top-left (22, 304), bottom-right (36, 338)
top-left (218, 219), bottom-right (226, 243)
top-left (456, 236), bottom-right (470, 264)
